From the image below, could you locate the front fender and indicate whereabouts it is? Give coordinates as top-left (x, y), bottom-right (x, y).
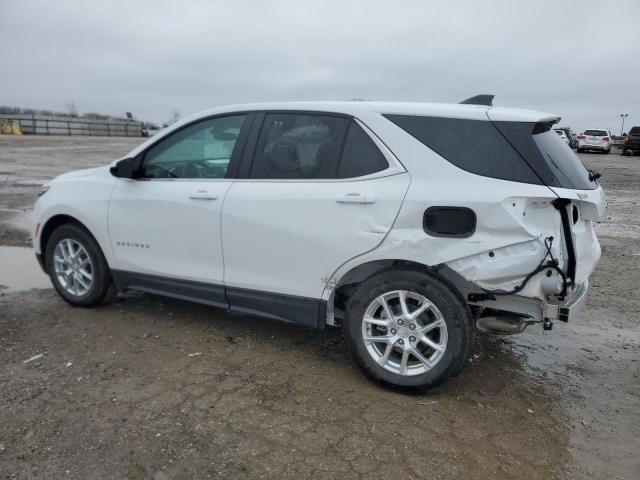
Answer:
top-left (32, 168), bottom-right (116, 267)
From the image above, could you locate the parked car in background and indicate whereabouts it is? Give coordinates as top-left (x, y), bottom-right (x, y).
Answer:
top-left (553, 129), bottom-right (570, 144)
top-left (31, 98), bottom-right (604, 390)
top-left (611, 134), bottom-right (627, 149)
top-left (622, 127), bottom-right (640, 156)
top-left (556, 126), bottom-right (578, 149)
top-left (142, 123), bottom-right (163, 137)
top-left (577, 129), bottom-right (612, 154)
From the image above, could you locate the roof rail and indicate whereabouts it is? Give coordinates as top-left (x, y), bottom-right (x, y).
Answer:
top-left (459, 94), bottom-right (494, 106)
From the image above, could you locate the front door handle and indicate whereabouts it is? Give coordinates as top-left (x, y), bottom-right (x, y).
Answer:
top-left (336, 193), bottom-right (377, 204)
top-left (189, 190), bottom-right (218, 200)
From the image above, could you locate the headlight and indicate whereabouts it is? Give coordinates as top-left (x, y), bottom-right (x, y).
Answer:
top-left (37, 185), bottom-right (50, 197)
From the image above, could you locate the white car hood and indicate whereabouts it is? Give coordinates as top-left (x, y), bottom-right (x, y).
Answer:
top-left (53, 166), bottom-right (103, 182)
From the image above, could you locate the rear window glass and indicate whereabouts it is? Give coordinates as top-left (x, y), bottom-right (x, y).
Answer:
top-left (531, 128), bottom-right (594, 189)
top-left (628, 127), bottom-right (640, 135)
top-left (385, 115), bottom-right (596, 190)
top-left (584, 130), bottom-right (607, 136)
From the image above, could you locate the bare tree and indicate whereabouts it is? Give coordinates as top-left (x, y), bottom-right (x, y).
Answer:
top-left (65, 100), bottom-right (78, 117)
top-left (168, 109), bottom-right (181, 124)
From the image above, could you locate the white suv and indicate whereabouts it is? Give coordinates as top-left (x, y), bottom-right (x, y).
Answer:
top-left (577, 128), bottom-right (612, 153)
top-left (32, 97), bottom-right (605, 390)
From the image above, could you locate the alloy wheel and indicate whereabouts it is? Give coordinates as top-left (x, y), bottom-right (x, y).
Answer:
top-left (361, 290), bottom-right (448, 376)
top-left (53, 238), bottom-right (94, 296)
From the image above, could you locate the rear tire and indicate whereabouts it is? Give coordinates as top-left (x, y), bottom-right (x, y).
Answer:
top-left (45, 224), bottom-right (113, 307)
top-left (343, 268), bottom-right (473, 391)
top-left (577, 148), bottom-right (582, 153)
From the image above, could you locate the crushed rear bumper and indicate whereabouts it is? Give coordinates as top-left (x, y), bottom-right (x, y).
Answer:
top-left (543, 281), bottom-right (588, 322)
top-left (467, 281), bottom-right (589, 325)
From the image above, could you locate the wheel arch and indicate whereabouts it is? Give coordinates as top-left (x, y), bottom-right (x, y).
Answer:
top-left (328, 259), bottom-right (470, 326)
top-left (39, 214), bottom-right (110, 274)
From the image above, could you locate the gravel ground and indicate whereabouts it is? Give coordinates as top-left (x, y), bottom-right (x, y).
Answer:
top-left (0, 135), bottom-right (638, 479)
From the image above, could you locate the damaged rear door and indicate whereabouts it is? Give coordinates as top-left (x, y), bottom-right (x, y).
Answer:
top-left (221, 112), bottom-right (409, 326)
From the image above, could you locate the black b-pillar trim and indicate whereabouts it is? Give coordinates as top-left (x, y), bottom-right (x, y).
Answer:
top-left (552, 199), bottom-right (576, 284)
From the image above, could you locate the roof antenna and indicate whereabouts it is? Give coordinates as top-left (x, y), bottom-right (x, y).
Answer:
top-left (460, 94), bottom-right (494, 106)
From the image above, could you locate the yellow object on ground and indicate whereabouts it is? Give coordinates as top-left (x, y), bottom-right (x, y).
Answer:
top-left (11, 120), bottom-right (22, 135)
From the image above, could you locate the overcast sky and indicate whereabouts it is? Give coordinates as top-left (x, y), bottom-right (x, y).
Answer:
top-left (1, 0), bottom-right (638, 132)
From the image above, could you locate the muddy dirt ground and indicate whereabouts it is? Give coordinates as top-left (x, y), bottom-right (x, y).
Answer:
top-left (0, 136), bottom-right (638, 479)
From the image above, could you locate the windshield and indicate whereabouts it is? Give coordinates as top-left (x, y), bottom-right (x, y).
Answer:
top-left (584, 129), bottom-right (607, 136)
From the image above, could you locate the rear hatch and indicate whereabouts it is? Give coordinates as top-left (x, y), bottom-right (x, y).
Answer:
top-left (487, 113), bottom-right (605, 286)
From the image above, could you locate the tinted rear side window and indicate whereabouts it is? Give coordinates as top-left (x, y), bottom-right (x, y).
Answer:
top-left (384, 115), bottom-right (543, 184)
top-left (250, 114), bottom-right (349, 179)
top-left (385, 115), bottom-right (596, 190)
top-left (338, 122), bottom-right (388, 178)
top-left (249, 114), bottom-right (389, 179)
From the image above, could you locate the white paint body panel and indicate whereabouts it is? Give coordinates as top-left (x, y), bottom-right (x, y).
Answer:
top-left (107, 179), bottom-right (232, 283)
top-left (32, 167), bottom-right (116, 267)
top-left (222, 174), bottom-right (410, 298)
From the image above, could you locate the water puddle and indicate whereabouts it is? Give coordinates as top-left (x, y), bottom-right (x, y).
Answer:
top-left (0, 246), bottom-right (52, 293)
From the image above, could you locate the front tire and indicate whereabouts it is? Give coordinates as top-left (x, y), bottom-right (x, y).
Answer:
top-left (343, 269), bottom-right (473, 390)
top-left (45, 224), bottom-right (113, 307)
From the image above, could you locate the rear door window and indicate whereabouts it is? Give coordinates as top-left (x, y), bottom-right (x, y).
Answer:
top-left (249, 114), bottom-right (389, 179)
top-left (250, 114), bottom-right (349, 179)
top-left (338, 122), bottom-right (388, 178)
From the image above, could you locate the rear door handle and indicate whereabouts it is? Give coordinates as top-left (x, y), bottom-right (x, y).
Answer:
top-left (336, 193), bottom-right (377, 204)
top-left (189, 190), bottom-right (218, 200)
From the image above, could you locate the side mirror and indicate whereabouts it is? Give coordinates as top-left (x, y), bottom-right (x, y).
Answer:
top-left (110, 157), bottom-right (138, 179)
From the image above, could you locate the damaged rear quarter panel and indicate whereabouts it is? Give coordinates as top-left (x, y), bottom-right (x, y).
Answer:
top-left (323, 119), bottom-right (566, 300)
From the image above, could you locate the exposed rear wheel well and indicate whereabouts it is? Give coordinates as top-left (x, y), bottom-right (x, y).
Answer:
top-left (333, 259), bottom-right (469, 318)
